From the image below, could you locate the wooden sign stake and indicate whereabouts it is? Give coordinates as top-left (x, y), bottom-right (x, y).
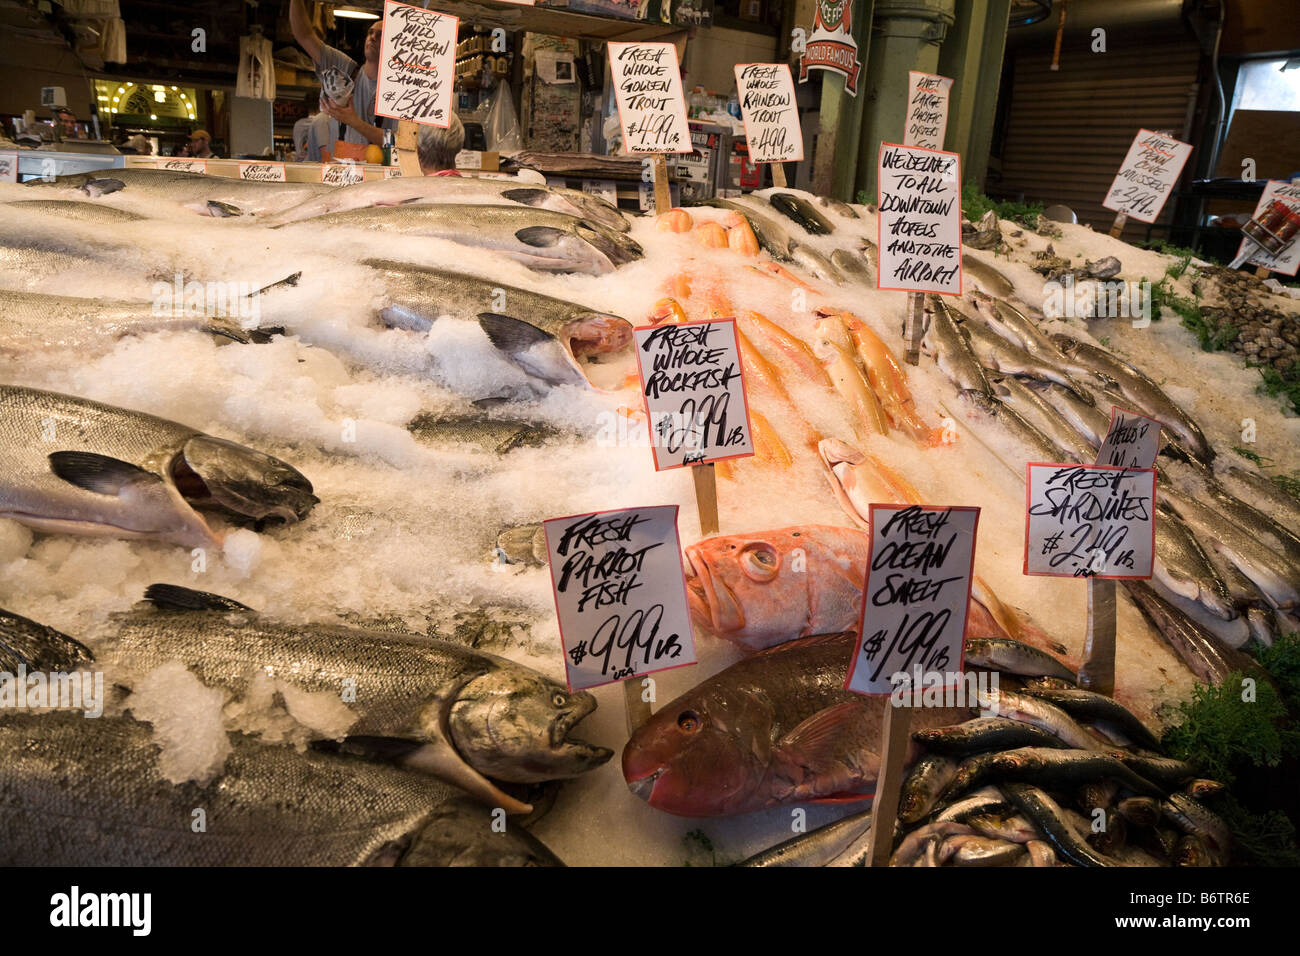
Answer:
top-left (1077, 577), bottom-right (1117, 695)
top-left (1254, 265), bottom-right (1272, 279)
top-left (770, 162), bottom-right (787, 189)
top-left (903, 292), bottom-right (925, 365)
top-left (692, 462), bottom-right (719, 536)
top-left (864, 700), bottom-right (913, 866)
top-left (624, 679), bottom-right (652, 734)
top-left (395, 119), bottom-right (422, 178)
top-left (1108, 212), bottom-right (1128, 239)
top-left (652, 153), bottom-right (672, 213)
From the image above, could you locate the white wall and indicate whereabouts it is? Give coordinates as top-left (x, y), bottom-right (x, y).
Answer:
top-left (683, 27), bottom-right (778, 97)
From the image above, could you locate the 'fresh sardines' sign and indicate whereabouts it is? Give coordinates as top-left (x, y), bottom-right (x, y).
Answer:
top-left (734, 63), bottom-right (803, 163)
top-left (545, 506), bottom-right (696, 691)
top-left (1238, 181), bottom-right (1300, 277)
top-left (1102, 129), bottom-right (1192, 224)
top-left (238, 162), bottom-right (286, 182)
top-left (375, 0), bottom-right (458, 126)
top-left (846, 504), bottom-right (978, 696)
top-left (1025, 463), bottom-right (1156, 579)
top-left (877, 143), bottom-right (962, 295)
top-left (903, 71), bottom-right (952, 150)
top-left (1095, 407), bottom-right (1161, 469)
top-left (633, 318), bottom-right (754, 470)
top-left (608, 42), bottom-right (691, 153)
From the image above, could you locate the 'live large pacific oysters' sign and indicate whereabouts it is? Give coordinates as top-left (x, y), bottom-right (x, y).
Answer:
top-left (876, 143), bottom-right (962, 295)
top-left (734, 63), bottom-right (803, 163)
top-left (375, 0), bottom-right (458, 126)
top-left (607, 42), bottom-right (692, 153)
top-left (544, 506), bottom-right (696, 691)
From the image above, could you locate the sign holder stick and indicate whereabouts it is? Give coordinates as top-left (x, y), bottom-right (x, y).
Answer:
top-left (395, 119), bottom-right (422, 178)
top-left (652, 154), bottom-right (672, 213)
top-left (692, 463), bottom-right (719, 536)
top-left (1077, 577), bottom-right (1117, 695)
top-left (1108, 212), bottom-right (1128, 239)
top-left (864, 699), bottom-right (913, 866)
top-left (770, 162), bottom-right (787, 189)
top-left (623, 679), bottom-right (652, 734)
top-left (903, 292), bottom-right (925, 366)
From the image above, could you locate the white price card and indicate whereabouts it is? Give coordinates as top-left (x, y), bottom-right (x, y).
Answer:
top-left (321, 164), bottom-right (365, 186)
top-left (157, 158), bottom-right (206, 173)
top-left (375, 0), bottom-right (458, 127)
top-left (1024, 463), bottom-right (1156, 579)
top-left (237, 161), bottom-right (286, 182)
top-left (1237, 180), bottom-right (1300, 277)
top-left (544, 505), bottom-right (696, 691)
top-left (0, 152), bottom-right (17, 183)
top-left (734, 63), bottom-right (803, 163)
top-left (1095, 407), bottom-right (1162, 469)
top-left (903, 71), bottom-right (953, 150)
top-left (582, 179), bottom-right (619, 204)
top-left (633, 318), bottom-right (755, 471)
top-left (846, 504), bottom-right (979, 697)
top-left (607, 42), bottom-right (692, 154)
top-left (1101, 129), bottom-right (1193, 225)
top-left (385, 165), bottom-right (403, 178)
top-left (877, 143), bottom-right (962, 295)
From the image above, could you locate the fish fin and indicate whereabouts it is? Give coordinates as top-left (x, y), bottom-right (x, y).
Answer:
top-left (0, 608), bottom-right (95, 671)
top-left (206, 200), bottom-right (244, 218)
top-left (142, 583), bottom-right (255, 613)
top-left (204, 318), bottom-right (281, 344)
top-left (811, 792), bottom-right (875, 805)
top-left (750, 632), bottom-right (854, 660)
top-left (401, 738), bottom-right (533, 815)
top-left (477, 313), bottom-right (553, 353)
top-left (514, 226), bottom-right (566, 248)
top-left (47, 451), bottom-right (160, 496)
top-left (248, 272), bottom-right (301, 297)
top-left (778, 701), bottom-right (874, 754)
top-left (501, 187), bottom-right (552, 207)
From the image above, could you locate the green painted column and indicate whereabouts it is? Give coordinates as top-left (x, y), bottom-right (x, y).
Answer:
top-left (937, 0), bottom-right (1012, 187)
top-left (810, 0), bottom-right (874, 199)
top-left (852, 0), bottom-right (956, 201)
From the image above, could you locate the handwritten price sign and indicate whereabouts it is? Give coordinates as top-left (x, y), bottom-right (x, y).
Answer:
top-left (633, 319), bottom-right (754, 471)
top-left (1238, 181), bottom-right (1300, 277)
top-left (238, 162), bottom-right (286, 182)
top-left (903, 71), bottom-right (952, 150)
top-left (1095, 407), bottom-right (1161, 469)
top-left (1025, 463), bottom-right (1156, 579)
top-left (321, 164), bottom-right (365, 186)
top-left (877, 143), bottom-right (962, 295)
top-left (734, 63), bottom-right (803, 163)
top-left (157, 158), bottom-right (206, 174)
top-left (0, 152), bottom-right (16, 183)
top-left (375, 0), bottom-right (458, 127)
top-left (608, 42), bottom-right (691, 154)
top-left (1102, 129), bottom-right (1192, 224)
top-left (544, 506), bottom-right (696, 691)
top-left (846, 504), bottom-right (978, 696)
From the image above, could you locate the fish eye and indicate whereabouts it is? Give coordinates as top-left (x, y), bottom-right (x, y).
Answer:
top-left (552, 692), bottom-right (567, 707)
top-left (740, 543), bottom-right (779, 582)
top-left (677, 710), bottom-right (700, 733)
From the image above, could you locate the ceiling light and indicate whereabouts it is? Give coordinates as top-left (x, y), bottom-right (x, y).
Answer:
top-left (150, 114), bottom-right (157, 120)
top-left (335, 6), bottom-right (380, 19)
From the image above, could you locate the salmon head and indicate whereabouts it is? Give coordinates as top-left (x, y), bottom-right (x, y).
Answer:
top-left (683, 526), bottom-right (868, 651)
top-left (622, 679), bottom-right (775, 816)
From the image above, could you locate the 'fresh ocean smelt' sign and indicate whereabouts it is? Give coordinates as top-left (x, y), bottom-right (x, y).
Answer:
top-left (1102, 129), bottom-right (1193, 225)
top-left (238, 162), bottom-right (286, 182)
top-left (876, 143), bottom-right (962, 295)
top-left (734, 63), bottom-right (803, 163)
top-left (607, 42), bottom-right (692, 154)
top-left (903, 71), bottom-right (953, 150)
top-left (1024, 463), bottom-right (1156, 579)
top-left (544, 506), bottom-right (696, 691)
top-left (633, 318), bottom-right (754, 471)
top-left (846, 504), bottom-right (979, 697)
top-left (375, 0), bottom-right (458, 126)
top-left (1095, 407), bottom-right (1162, 469)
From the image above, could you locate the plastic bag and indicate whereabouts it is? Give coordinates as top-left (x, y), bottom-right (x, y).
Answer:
top-left (483, 82), bottom-right (522, 152)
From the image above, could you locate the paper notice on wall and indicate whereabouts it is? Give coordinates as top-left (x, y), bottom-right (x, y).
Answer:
top-left (544, 505), bottom-right (696, 691)
top-left (633, 318), bottom-right (754, 470)
top-left (607, 42), bottom-right (692, 154)
top-left (845, 504), bottom-right (979, 697)
top-left (1237, 180), bottom-right (1300, 277)
top-left (1101, 129), bottom-right (1193, 224)
top-left (1024, 463), bottom-right (1156, 579)
top-left (903, 71), bottom-right (952, 150)
top-left (374, 0), bottom-right (458, 127)
top-left (734, 63), bottom-right (803, 163)
top-left (876, 143), bottom-right (962, 295)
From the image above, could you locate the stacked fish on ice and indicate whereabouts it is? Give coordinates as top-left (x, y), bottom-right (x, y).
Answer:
top-left (0, 166), bottom-right (1293, 867)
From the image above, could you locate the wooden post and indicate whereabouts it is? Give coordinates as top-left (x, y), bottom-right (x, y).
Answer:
top-left (1050, 0), bottom-right (1068, 72)
top-left (395, 119), bottom-right (422, 177)
top-left (864, 700), bottom-right (914, 866)
top-left (1255, 265), bottom-right (1272, 279)
top-left (1077, 578), bottom-right (1117, 695)
top-left (624, 678), bottom-right (652, 734)
top-left (692, 463), bottom-right (719, 536)
top-left (903, 292), bottom-right (925, 366)
top-left (652, 154), bottom-right (672, 213)
top-left (1108, 212), bottom-right (1128, 239)
top-left (770, 162), bottom-right (787, 189)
